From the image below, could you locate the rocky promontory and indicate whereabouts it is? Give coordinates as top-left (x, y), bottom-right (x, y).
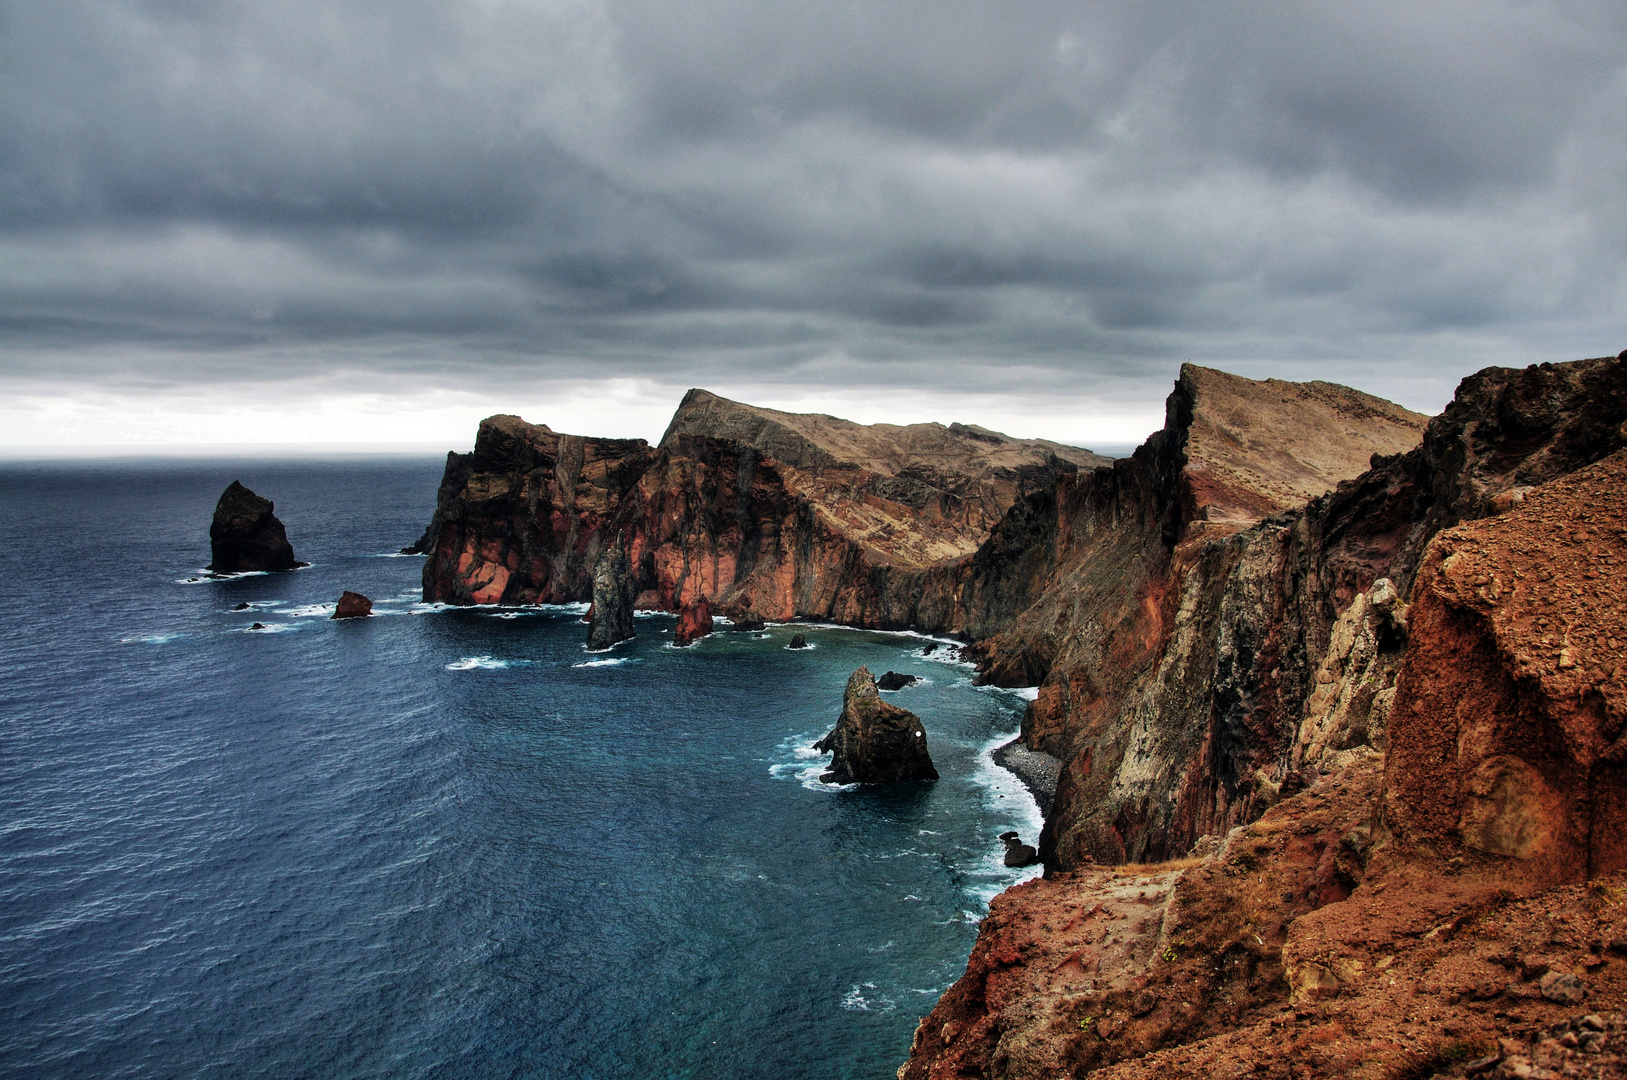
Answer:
top-left (814, 666), bottom-right (938, 783)
top-left (208, 481), bottom-right (303, 573)
top-left (901, 351), bottom-right (1627, 1080)
top-left (410, 352), bottom-right (1627, 1076)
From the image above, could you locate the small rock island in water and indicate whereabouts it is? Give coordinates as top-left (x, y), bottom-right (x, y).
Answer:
top-left (208, 481), bottom-right (304, 573)
top-left (815, 666), bottom-right (938, 784)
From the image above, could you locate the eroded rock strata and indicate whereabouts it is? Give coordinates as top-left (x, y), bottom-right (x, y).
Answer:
top-left (208, 481), bottom-right (302, 572)
top-left (418, 391), bottom-right (1110, 621)
top-left (901, 354), bottom-right (1627, 1080)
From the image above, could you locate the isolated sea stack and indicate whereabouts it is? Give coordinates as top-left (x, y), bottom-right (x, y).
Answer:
top-left (331, 591), bottom-right (373, 619)
top-left (586, 537), bottom-right (637, 651)
top-left (673, 596), bottom-right (713, 646)
top-left (815, 666), bottom-right (938, 783)
top-left (208, 481), bottom-right (302, 573)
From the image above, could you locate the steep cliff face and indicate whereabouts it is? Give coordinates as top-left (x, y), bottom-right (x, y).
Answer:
top-left (419, 394), bottom-right (1104, 625)
top-left (1378, 446), bottom-right (1627, 889)
top-left (1026, 356), bottom-right (1627, 869)
top-left (420, 415), bottom-right (657, 605)
top-left (901, 354), bottom-right (1627, 1078)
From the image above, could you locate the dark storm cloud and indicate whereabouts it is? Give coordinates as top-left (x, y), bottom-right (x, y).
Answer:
top-left (1, 0), bottom-right (1624, 422)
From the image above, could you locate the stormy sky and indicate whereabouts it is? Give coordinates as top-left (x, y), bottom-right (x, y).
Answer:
top-left (3, 0), bottom-right (1625, 450)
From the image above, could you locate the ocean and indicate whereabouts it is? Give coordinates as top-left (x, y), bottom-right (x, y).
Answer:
top-left (0, 457), bottom-right (1043, 1080)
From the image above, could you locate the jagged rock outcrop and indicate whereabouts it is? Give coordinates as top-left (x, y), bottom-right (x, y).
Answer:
top-left (902, 754), bottom-right (1627, 1080)
top-left (787, 633), bottom-right (810, 650)
top-left (208, 481), bottom-right (303, 572)
top-left (1378, 446), bottom-right (1627, 889)
top-left (729, 613), bottom-right (766, 631)
top-left (420, 415), bottom-right (657, 605)
top-left (673, 596), bottom-right (713, 646)
top-left (876, 671), bottom-right (918, 691)
top-left (331, 591), bottom-right (372, 619)
top-left (417, 391), bottom-right (1107, 625)
top-left (1022, 355), bottom-right (1627, 869)
top-left (586, 537), bottom-right (636, 651)
top-left (815, 666), bottom-right (939, 783)
top-left (900, 351), bottom-right (1627, 1080)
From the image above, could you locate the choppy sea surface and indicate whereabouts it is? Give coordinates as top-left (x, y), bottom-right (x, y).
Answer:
top-left (0, 458), bottom-right (1043, 1080)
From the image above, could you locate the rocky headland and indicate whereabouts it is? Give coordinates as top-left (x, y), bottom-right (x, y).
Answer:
top-left (208, 481), bottom-right (303, 573)
top-left (414, 350), bottom-right (1627, 1076)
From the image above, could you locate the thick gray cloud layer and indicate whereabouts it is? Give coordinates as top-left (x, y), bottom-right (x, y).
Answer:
top-left (2, 0), bottom-right (1625, 438)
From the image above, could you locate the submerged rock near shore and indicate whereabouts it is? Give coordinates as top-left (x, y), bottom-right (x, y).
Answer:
top-left (815, 666), bottom-right (938, 783)
top-left (208, 481), bottom-right (302, 573)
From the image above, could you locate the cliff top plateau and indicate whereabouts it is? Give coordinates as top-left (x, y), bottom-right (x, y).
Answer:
top-left (1174, 364), bottom-right (1430, 534)
top-left (661, 387), bottom-right (1109, 486)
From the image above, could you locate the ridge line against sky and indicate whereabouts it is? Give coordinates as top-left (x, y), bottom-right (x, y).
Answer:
top-left (2, 0), bottom-right (1624, 450)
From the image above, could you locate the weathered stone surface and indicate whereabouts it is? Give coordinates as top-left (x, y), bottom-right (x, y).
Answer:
top-left (586, 537), bottom-right (636, 651)
top-left (1378, 446), bottom-right (1627, 889)
top-left (331, 591), bottom-right (372, 619)
top-left (673, 595), bottom-right (713, 646)
top-left (787, 632), bottom-right (810, 650)
top-left (815, 666), bottom-right (938, 783)
top-left (902, 757), bottom-right (1627, 1080)
top-left (208, 481), bottom-right (302, 572)
top-left (1026, 355), bottom-right (1627, 870)
top-left (419, 415), bottom-right (658, 606)
top-left (876, 671), bottom-right (918, 691)
top-left (728, 613), bottom-right (766, 631)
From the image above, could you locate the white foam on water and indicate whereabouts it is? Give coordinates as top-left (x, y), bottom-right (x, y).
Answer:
top-left (970, 681), bottom-right (1038, 702)
top-left (176, 570), bottom-right (265, 584)
top-left (119, 633), bottom-right (183, 645)
top-left (445, 655), bottom-right (510, 671)
top-left (285, 604), bottom-right (336, 618)
top-left (783, 642), bottom-right (817, 650)
top-left (572, 657), bottom-right (632, 668)
top-left (239, 622), bottom-right (299, 634)
top-left (540, 602), bottom-right (590, 616)
top-left (839, 983), bottom-right (896, 1013)
top-left (956, 730), bottom-right (1047, 908)
top-left (370, 551), bottom-right (425, 558)
top-left (768, 731), bottom-right (846, 791)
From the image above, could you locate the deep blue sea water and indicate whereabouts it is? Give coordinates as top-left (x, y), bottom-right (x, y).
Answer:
top-left (0, 458), bottom-right (1042, 1080)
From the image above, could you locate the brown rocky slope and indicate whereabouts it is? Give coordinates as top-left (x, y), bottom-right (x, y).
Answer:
top-left (901, 357), bottom-right (1627, 1079)
top-left (903, 449), bottom-right (1627, 1079)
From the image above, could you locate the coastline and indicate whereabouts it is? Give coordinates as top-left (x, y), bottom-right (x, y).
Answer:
top-left (990, 738), bottom-right (1059, 819)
